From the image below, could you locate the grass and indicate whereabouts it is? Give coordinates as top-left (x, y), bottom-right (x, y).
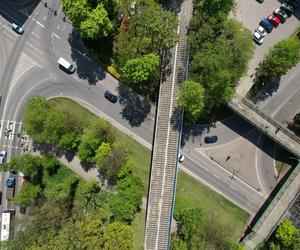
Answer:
top-left (50, 98), bottom-right (152, 194)
top-left (132, 209), bottom-right (146, 250)
top-left (175, 171), bottom-right (249, 239)
top-left (49, 97), bottom-right (249, 242)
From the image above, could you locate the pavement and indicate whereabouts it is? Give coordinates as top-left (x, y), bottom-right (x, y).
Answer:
top-left (0, 0), bottom-right (288, 218)
top-left (233, 0), bottom-right (300, 96)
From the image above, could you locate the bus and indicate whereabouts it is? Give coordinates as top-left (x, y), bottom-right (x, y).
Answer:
top-left (0, 210), bottom-right (14, 241)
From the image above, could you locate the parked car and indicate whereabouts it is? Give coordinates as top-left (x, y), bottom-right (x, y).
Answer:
top-left (260, 18), bottom-right (273, 33)
top-left (286, 0), bottom-right (298, 9)
top-left (10, 23), bottom-right (24, 34)
top-left (204, 136), bottom-right (218, 144)
top-left (253, 30), bottom-right (264, 45)
top-left (256, 26), bottom-right (267, 36)
top-left (281, 3), bottom-right (294, 16)
top-left (6, 176), bottom-right (15, 188)
top-left (0, 151), bottom-right (7, 164)
top-left (178, 154), bottom-right (185, 163)
top-left (256, 0), bottom-right (264, 3)
top-left (104, 91), bottom-right (118, 103)
top-left (267, 14), bottom-right (281, 27)
top-left (274, 8), bottom-right (288, 23)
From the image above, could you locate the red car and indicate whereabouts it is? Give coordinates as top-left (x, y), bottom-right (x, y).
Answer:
top-left (267, 14), bottom-right (280, 27)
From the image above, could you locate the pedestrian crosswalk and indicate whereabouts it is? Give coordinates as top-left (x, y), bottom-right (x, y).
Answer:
top-left (8, 53), bottom-right (37, 94)
top-left (0, 120), bottom-right (29, 152)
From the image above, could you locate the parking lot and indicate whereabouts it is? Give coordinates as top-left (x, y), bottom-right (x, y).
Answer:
top-left (233, 0), bottom-right (300, 95)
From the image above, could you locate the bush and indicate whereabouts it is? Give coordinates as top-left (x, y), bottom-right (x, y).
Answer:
top-left (107, 66), bottom-right (120, 79)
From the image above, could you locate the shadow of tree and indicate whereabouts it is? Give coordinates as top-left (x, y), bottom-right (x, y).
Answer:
top-left (117, 84), bottom-right (152, 127)
top-left (68, 30), bottom-right (106, 85)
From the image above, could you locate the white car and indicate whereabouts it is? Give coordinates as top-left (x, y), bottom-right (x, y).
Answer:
top-left (178, 154), bottom-right (185, 163)
top-left (253, 30), bottom-right (264, 45)
top-left (0, 151), bottom-right (7, 164)
top-left (256, 26), bottom-right (266, 37)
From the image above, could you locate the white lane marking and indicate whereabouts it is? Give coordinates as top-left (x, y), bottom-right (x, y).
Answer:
top-left (73, 48), bottom-right (92, 61)
top-left (256, 134), bottom-right (265, 193)
top-left (271, 82), bottom-right (300, 116)
top-left (36, 21), bottom-right (45, 28)
top-left (31, 31), bottom-right (40, 39)
top-left (52, 32), bottom-right (61, 40)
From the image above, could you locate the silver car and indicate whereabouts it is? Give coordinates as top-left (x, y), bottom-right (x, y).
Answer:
top-left (0, 151), bottom-right (7, 164)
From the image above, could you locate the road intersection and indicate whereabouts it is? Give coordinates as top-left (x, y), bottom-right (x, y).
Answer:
top-left (0, 0), bottom-right (298, 218)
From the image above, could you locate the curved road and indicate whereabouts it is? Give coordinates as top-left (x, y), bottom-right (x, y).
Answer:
top-left (3, 0), bottom-right (297, 216)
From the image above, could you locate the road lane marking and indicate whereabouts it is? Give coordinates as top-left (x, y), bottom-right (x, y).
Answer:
top-left (52, 32), bottom-right (61, 40)
top-left (36, 21), bottom-right (45, 28)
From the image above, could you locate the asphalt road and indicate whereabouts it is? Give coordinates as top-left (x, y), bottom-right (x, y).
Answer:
top-left (2, 0), bottom-right (293, 217)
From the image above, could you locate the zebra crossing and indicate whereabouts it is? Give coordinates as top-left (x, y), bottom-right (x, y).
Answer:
top-left (0, 120), bottom-right (28, 150)
top-left (8, 53), bottom-right (37, 94)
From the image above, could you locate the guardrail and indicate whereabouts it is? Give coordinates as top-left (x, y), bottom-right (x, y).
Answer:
top-left (240, 97), bottom-right (300, 144)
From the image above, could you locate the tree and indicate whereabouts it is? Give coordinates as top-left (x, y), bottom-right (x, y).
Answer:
top-left (59, 133), bottom-right (81, 151)
top-left (79, 4), bottom-right (113, 40)
top-left (177, 80), bottom-right (205, 123)
top-left (288, 113), bottom-right (300, 137)
top-left (61, 0), bottom-right (89, 28)
top-left (113, 3), bottom-right (177, 67)
top-left (95, 142), bottom-right (112, 176)
top-left (13, 183), bottom-right (41, 207)
top-left (41, 154), bottom-right (60, 175)
top-left (79, 180), bottom-right (101, 210)
top-left (193, 0), bottom-right (235, 15)
top-left (5, 154), bottom-right (43, 182)
top-left (43, 109), bottom-right (66, 145)
top-left (122, 53), bottom-right (160, 84)
top-left (275, 219), bottom-right (299, 249)
top-left (23, 96), bottom-right (51, 142)
top-left (110, 175), bottom-right (143, 223)
top-left (106, 144), bottom-right (127, 183)
top-left (176, 208), bottom-right (206, 250)
top-left (258, 38), bottom-right (300, 82)
top-left (104, 221), bottom-right (134, 250)
top-left (78, 134), bottom-right (102, 164)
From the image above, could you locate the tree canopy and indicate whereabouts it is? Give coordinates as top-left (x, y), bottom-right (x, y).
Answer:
top-left (122, 53), bottom-right (160, 84)
top-left (177, 80), bottom-right (205, 123)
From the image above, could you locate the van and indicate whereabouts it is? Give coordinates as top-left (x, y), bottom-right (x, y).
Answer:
top-left (58, 57), bottom-right (76, 73)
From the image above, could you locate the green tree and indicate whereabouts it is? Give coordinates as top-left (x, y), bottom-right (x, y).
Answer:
top-left (49, 215), bottom-right (105, 249)
top-left (61, 0), bottom-right (89, 28)
top-left (4, 154), bottom-right (42, 182)
top-left (288, 113), bottom-right (300, 137)
top-left (78, 134), bottom-right (102, 164)
top-left (176, 208), bottom-right (206, 250)
top-left (59, 133), bottom-right (81, 151)
top-left (106, 144), bottom-right (127, 183)
top-left (194, 0), bottom-right (235, 15)
top-left (113, 3), bottom-right (177, 67)
top-left (110, 175), bottom-right (143, 223)
top-left (122, 53), bottom-right (160, 84)
top-left (275, 219), bottom-right (299, 249)
top-left (95, 142), bottom-right (112, 176)
top-left (258, 38), bottom-right (300, 82)
top-left (13, 183), bottom-right (41, 207)
top-left (79, 180), bottom-right (101, 210)
top-left (177, 80), bottom-right (205, 123)
top-left (23, 96), bottom-right (51, 142)
top-left (104, 221), bottom-right (134, 250)
top-left (41, 154), bottom-right (60, 175)
top-left (79, 4), bottom-right (113, 40)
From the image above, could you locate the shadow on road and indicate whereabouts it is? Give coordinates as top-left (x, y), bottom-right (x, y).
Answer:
top-left (68, 30), bottom-right (106, 85)
top-left (276, 0), bottom-right (300, 21)
top-left (117, 84), bottom-right (152, 127)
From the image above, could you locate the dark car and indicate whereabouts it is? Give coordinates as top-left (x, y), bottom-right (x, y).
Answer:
top-left (267, 14), bottom-right (281, 27)
top-left (286, 0), bottom-right (298, 9)
top-left (281, 3), bottom-right (294, 16)
top-left (115, 12), bottom-right (124, 27)
top-left (104, 91), bottom-right (118, 103)
top-left (6, 176), bottom-right (15, 188)
top-left (10, 23), bottom-right (24, 34)
top-left (274, 8), bottom-right (288, 23)
top-left (204, 135), bottom-right (218, 144)
top-left (260, 18), bottom-right (273, 33)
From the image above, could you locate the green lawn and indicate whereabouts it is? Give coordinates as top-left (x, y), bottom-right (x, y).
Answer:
top-left (49, 97), bottom-right (249, 243)
top-left (132, 209), bottom-right (146, 250)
